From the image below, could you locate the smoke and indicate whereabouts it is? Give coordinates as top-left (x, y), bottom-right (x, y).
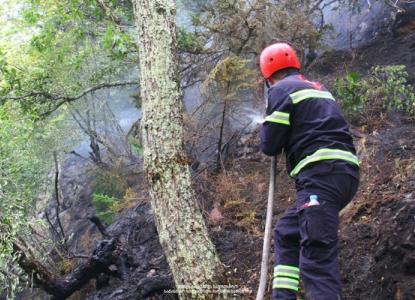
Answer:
top-left (67, 87), bottom-right (141, 160)
top-left (322, 0), bottom-right (390, 50)
top-left (247, 113), bottom-right (265, 125)
top-left (118, 106), bottom-right (141, 132)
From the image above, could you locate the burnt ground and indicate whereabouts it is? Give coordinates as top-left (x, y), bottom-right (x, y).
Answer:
top-left (306, 26), bottom-right (415, 300)
top-left (12, 16), bottom-right (415, 300)
top-left (204, 26), bottom-right (415, 299)
top-left (92, 25), bottom-right (415, 299)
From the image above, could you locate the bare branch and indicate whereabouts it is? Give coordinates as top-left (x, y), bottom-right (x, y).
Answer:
top-left (385, 0), bottom-right (407, 11)
top-left (68, 254), bottom-right (90, 259)
top-left (310, 0), bottom-right (338, 14)
top-left (45, 211), bottom-right (63, 242)
top-left (68, 241), bottom-right (89, 260)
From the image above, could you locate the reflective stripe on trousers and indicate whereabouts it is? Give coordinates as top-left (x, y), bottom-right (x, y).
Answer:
top-left (273, 265), bottom-right (300, 291)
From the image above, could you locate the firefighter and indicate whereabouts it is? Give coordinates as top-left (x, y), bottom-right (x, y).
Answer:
top-left (259, 42), bottom-right (360, 300)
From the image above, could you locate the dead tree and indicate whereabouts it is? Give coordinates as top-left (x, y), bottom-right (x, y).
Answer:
top-left (13, 215), bottom-right (175, 299)
top-left (14, 237), bottom-right (118, 300)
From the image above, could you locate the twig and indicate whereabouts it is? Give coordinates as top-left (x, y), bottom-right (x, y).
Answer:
top-left (0, 268), bottom-right (28, 282)
top-left (69, 254), bottom-right (90, 259)
top-left (29, 225), bottom-right (59, 266)
top-left (68, 150), bottom-right (89, 160)
top-left (221, 121), bottom-right (253, 153)
top-left (45, 211), bottom-right (62, 242)
top-left (14, 235), bottom-right (56, 278)
top-left (385, 0), bottom-right (406, 12)
top-left (69, 241), bottom-right (90, 260)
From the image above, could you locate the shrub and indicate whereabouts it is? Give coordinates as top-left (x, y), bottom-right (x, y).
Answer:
top-left (334, 65), bottom-right (415, 124)
top-left (92, 193), bottom-right (117, 224)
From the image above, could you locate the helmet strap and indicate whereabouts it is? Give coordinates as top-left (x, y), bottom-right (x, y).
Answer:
top-left (264, 79), bottom-right (270, 89)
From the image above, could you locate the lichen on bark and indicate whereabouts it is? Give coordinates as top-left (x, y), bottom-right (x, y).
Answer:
top-left (132, 0), bottom-right (229, 299)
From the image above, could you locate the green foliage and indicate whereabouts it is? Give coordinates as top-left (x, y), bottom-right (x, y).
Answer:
top-left (334, 68), bottom-right (363, 113)
top-left (187, 0), bottom-right (335, 71)
top-left (370, 65), bottom-right (415, 113)
top-left (0, 0), bottom-right (140, 292)
top-left (177, 27), bottom-right (201, 53)
top-left (91, 168), bottom-right (128, 200)
top-left (92, 194), bottom-right (117, 224)
top-left (198, 55), bottom-right (258, 169)
top-left (0, 104), bottom-right (64, 200)
top-left (0, 102), bottom-right (68, 298)
top-left (334, 65), bottom-right (415, 122)
top-left (89, 155), bottom-right (133, 223)
top-left (0, 0), bottom-right (138, 117)
top-left (128, 137), bottom-right (143, 156)
top-left (100, 28), bottom-right (137, 60)
top-left (202, 56), bottom-right (257, 98)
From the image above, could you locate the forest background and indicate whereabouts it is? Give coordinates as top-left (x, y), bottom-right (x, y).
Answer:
top-left (1, 0), bottom-right (415, 299)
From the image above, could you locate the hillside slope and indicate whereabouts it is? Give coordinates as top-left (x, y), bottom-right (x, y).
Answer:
top-left (69, 23), bottom-right (415, 300)
top-left (10, 12), bottom-right (415, 300)
top-left (313, 30), bottom-right (415, 300)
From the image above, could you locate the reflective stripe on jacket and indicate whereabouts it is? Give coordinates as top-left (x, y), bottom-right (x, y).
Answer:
top-left (260, 72), bottom-right (359, 177)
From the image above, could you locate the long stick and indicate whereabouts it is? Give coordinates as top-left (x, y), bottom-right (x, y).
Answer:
top-left (256, 156), bottom-right (277, 300)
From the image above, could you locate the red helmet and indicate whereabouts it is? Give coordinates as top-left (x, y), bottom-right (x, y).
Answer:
top-left (260, 43), bottom-right (300, 79)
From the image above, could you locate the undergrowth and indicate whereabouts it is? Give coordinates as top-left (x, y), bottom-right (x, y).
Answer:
top-left (334, 65), bottom-right (415, 125)
top-left (208, 168), bottom-right (266, 234)
top-left (87, 157), bottom-right (140, 223)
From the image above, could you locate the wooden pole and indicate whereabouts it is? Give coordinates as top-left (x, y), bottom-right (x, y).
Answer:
top-left (256, 156), bottom-right (276, 300)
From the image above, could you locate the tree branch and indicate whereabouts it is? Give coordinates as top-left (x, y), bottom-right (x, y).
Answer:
top-left (14, 237), bottom-right (119, 300)
top-left (2, 81), bottom-right (138, 117)
top-left (96, 0), bottom-right (122, 26)
top-left (385, 0), bottom-right (406, 12)
top-left (45, 211), bottom-right (63, 244)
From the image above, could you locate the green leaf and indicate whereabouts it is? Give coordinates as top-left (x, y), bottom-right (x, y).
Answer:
top-left (350, 72), bottom-right (360, 81)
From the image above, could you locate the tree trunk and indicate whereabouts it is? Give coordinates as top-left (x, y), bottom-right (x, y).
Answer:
top-left (132, 1), bottom-right (229, 299)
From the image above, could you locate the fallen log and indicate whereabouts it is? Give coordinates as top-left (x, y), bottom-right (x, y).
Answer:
top-left (14, 214), bottom-right (176, 299)
top-left (16, 238), bottom-right (118, 300)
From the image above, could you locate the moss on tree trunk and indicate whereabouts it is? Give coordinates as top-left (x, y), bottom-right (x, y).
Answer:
top-left (132, 0), bottom-right (229, 299)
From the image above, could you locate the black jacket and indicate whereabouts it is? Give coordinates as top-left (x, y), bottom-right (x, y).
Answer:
top-left (260, 72), bottom-right (359, 178)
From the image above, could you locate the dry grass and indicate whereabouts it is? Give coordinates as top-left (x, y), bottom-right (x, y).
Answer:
top-left (111, 187), bottom-right (141, 213)
top-left (78, 228), bottom-right (101, 254)
top-left (392, 158), bottom-right (415, 190)
top-left (394, 20), bottom-right (415, 37)
top-left (210, 168), bottom-right (266, 234)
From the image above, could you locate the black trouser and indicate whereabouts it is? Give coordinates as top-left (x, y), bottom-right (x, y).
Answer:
top-left (272, 160), bottom-right (359, 300)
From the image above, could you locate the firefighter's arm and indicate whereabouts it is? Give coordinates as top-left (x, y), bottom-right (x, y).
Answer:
top-left (260, 87), bottom-right (292, 156)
